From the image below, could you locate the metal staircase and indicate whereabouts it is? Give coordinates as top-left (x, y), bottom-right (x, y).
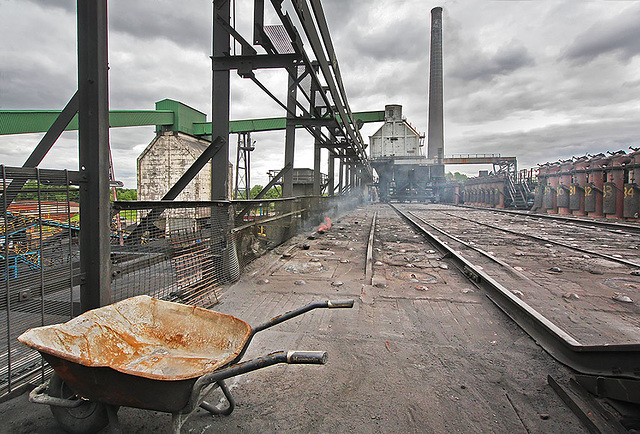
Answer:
top-left (505, 176), bottom-right (529, 209)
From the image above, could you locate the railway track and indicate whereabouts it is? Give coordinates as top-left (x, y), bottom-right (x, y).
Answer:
top-left (460, 204), bottom-right (640, 235)
top-left (434, 208), bottom-right (640, 269)
top-left (390, 203), bottom-right (640, 392)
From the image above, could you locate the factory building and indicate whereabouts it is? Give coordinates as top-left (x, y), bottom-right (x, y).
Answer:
top-left (369, 105), bottom-right (435, 202)
top-left (137, 131), bottom-right (215, 203)
top-left (136, 100), bottom-right (233, 231)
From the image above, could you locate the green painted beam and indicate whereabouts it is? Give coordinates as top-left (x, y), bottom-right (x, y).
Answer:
top-left (195, 110), bottom-right (386, 134)
top-left (350, 110), bottom-right (386, 124)
top-left (196, 117), bottom-right (287, 134)
top-left (0, 110), bottom-right (174, 135)
top-left (0, 103), bottom-right (384, 136)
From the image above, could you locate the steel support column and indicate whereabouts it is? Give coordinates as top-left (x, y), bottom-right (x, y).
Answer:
top-left (313, 137), bottom-right (321, 195)
top-left (345, 164), bottom-right (350, 193)
top-left (282, 66), bottom-right (298, 198)
top-left (338, 158), bottom-right (344, 193)
top-left (350, 164), bottom-right (356, 192)
top-left (310, 71), bottom-right (322, 197)
top-left (328, 155), bottom-right (335, 196)
top-left (212, 0), bottom-right (231, 200)
top-left (77, 0), bottom-right (111, 311)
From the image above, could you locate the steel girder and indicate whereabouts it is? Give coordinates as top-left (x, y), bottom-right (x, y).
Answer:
top-left (211, 0), bottom-right (373, 194)
top-left (77, 0), bottom-right (112, 310)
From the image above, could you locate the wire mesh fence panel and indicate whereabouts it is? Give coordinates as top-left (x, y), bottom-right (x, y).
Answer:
top-left (111, 204), bottom-right (232, 309)
top-left (0, 166), bottom-right (78, 398)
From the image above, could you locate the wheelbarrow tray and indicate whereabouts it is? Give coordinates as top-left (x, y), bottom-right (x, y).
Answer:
top-left (18, 295), bottom-right (251, 412)
top-left (41, 354), bottom-right (199, 412)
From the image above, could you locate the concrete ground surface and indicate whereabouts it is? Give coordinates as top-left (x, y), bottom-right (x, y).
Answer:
top-left (0, 204), bottom-right (586, 433)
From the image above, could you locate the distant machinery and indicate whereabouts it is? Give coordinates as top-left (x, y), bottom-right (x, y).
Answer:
top-left (534, 148), bottom-right (640, 219)
top-left (370, 105), bottom-right (435, 202)
top-left (234, 132), bottom-right (255, 199)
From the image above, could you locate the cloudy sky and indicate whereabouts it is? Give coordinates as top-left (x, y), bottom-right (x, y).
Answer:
top-left (1, 0), bottom-right (640, 188)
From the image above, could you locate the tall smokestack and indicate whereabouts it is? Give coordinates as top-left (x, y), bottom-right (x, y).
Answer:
top-left (428, 7), bottom-right (444, 172)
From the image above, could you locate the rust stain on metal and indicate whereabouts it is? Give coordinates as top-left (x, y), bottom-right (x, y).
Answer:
top-left (18, 295), bottom-right (251, 381)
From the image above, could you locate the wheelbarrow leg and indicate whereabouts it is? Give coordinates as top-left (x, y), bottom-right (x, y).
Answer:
top-left (105, 405), bottom-right (122, 434)
top-left (199, 380), bottom-right (235, 416)
top-left (171, 380), bottom-right (235, 433)
top-left (171, 411), bottom-right (189, 434)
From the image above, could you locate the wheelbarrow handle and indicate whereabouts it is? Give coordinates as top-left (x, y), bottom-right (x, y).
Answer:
top-left (29, 381), bottom-right (85, 408)
top-left (328, 299), bottom-right (354, 308)
top-left (251, 299), bottom-right (355, 334)
top-left (287, 351), bottom-right (328, 364)
top-left (182, 350), bottom-right (328, 415)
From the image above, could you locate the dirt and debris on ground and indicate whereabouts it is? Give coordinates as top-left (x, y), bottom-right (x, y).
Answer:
top-left (0, 204), bottom-right (585, 433)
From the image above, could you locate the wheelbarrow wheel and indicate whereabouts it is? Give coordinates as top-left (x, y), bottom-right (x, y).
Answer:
top-left (47, 373), bottom-right (111, 434)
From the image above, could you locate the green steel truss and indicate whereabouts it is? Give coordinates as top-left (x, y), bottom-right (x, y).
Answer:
top-left (0, 99), bottom-right (384, 136)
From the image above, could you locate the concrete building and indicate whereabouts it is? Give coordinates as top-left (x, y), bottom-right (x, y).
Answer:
top-left (137, 100), bottom-right (232, 231)
top-left (137, 131), bottom-right (215, 203)
top-left (369, 105), bottom-right (433, 202)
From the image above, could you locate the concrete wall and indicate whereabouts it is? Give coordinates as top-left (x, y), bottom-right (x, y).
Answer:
top-left (137, 131), bottom-right (233, 232)
top-left (138, 131), bottom-right (214, 202)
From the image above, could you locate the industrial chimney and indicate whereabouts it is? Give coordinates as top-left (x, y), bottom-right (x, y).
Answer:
top-left (428, 6), bottom-right (444, 177)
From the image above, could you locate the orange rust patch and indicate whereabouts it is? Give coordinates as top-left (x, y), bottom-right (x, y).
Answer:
top-left (18, 295), bottom-right (252, 381)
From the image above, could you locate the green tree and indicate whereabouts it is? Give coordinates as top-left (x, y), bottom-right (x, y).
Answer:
top-left (15, 181), bottom-right (80, 202)
top-left (446, 171), bottom-right (468, 182)
top-left (248, 185), bottom-right (281, 199)
top-left (115, 188), bottom-right (137, 201)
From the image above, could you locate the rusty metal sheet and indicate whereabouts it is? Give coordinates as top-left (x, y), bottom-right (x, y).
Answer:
top-left (18, 295), bottom-right (251, 381)
top-left (533, 186), bottom-right (543, 209)
top-left (543, 186), bottom-right (556, 209)
top-left (624, 183), bottom-right (640, 218)
top-left (569, 184), bottom-right (583, 210)
top-left (603, 182), bottom-right (617, 214)
top-left (584, 183), bottom-right (597, 212)
top-left (556, 185), bottom-right (570, 208)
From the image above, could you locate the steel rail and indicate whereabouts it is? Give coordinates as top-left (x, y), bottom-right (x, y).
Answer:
top-left (437, 210), bottom-right (640, 269)
top-left (458, 205), bottom-right (640, 235)
top-left (407, 211), bottom-right (523, 271)
top-left (390, 203), bottom-right (640, 381)
top-left (365, 211), bottom-right (377, 284)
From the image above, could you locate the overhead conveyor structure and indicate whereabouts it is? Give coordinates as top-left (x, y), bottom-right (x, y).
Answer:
top-left (211, 0), bottom-right (374, 199)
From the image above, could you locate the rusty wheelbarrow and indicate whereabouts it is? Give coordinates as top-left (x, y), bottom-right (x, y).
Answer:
top-left (18, 295), bottom-right (354, 433)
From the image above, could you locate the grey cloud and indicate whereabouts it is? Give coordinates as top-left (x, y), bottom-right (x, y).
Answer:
top-left (563, 4), bottom-right (640, 64)
top-left (450, 43), bottom-right (535, 82)
top-left (109, 0), bottom-right (211, 52)
top-left (23, 0), bottom-right (211, 52)
top-left (315, 0), bottom-right (367, 32)
top-left (0, 55), bottom-right (76, 109)
top-left (351, 23), bottom-right (428, 62)
top-left (450, 119), bottom-right (640, 170)
top-left (25, 0), bottom-right (74, 13)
